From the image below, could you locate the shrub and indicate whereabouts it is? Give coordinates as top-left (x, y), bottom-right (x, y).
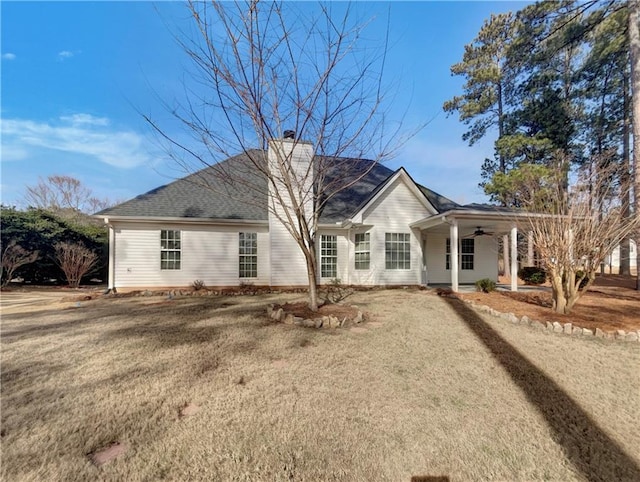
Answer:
top-left (322, 278), bottom-right (353, 303)
top-left (1, 241), bottom-right (39, 287)
top-left (518, 266), bottom-right (547, 285)
top-left (192, 279), bottom-right (206, 291)
top-left (475, 278), bottom-right (496, 293)
top-left (54, 242), bottom-right (99, 288)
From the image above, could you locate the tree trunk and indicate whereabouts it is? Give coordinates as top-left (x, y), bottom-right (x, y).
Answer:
top-left (305, 248), bottom-right (319, 311)
top-left (630, 0), bottom-right (640, 289)
top-left (550, 274), bottom-right (568, 314)
top-left (621, 65), bottom-right (631, 275)
top-left (502, 234), bottom-right (510, 277)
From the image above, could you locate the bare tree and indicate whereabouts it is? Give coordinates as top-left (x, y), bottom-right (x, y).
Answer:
top-left (54, 242), bottom-right (98, 288)
top-left (1, 241), bottom-right (38, 287)
top-left (519, 160), bottom-right (640, 314)
top-left (25, 175), bottom-right (112, 216)
top-left (147, 1), bottom-right (409, 310)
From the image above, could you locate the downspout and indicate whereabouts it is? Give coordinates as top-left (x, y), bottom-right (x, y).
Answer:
top-left (104, 218), bottom-right (116, 293)
top-left (347, 227), bottom-right (351, 285)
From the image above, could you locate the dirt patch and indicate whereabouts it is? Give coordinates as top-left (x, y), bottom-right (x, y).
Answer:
top-left (459, 274), bottom-right (640, 332)
top-left (273, 301), bottom-right (359, 321)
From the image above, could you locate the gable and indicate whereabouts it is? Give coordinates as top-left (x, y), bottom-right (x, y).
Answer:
top-left (361, 175), bottom-right (434, 225)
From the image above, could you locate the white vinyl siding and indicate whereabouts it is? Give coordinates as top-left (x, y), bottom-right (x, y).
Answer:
top-left (385, 233), bottom-right (410, 269)
top-left (160, 230), bottom-right (181, 270)
top-left (113, 223), bottom-right (269, 288)
top-left (354, 233), bottom-right (370, 270)
top-left (239, 232), bottom-right (257, 278)
top-left (320, 235), bottom-right (337, 278)
top-left (354, 177), bottom-right (430, 285)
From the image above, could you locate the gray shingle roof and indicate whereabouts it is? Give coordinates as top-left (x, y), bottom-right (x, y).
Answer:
top-left (98, 150), bottom-right (461, 221)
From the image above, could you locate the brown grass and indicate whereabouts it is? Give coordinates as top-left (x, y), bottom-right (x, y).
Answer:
top-left (1, 290), bottom-right (639, 481)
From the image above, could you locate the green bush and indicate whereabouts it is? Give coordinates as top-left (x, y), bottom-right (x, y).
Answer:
top-left (475, 278), bottom-right (496, 293)
top-left (518, 266), bottom-right (547, 285)
top-left (1, 206), bottom-right (107, 285)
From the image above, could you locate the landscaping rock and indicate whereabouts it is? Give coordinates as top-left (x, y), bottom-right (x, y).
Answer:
top-left (595, 328), bottom-right (605, 338)
top-left (563, 323), bottom-right (572, 335)
top-left (301, 319), bottom-right (316, 328)
top-left (625, 332), bottom-right (638, 342)
top-left (328, 316), bottom-right (340, 328)
top-left (90, 442), bottom-right (127, 466)
top-left (314, 318), bottom-right (323, 329)
top-left (532, 321), bottom-right (545, 331)
top-left (572, 326), bottom-right (583, 336)
top-left (272, 308), bottom-right (283, 322)
top-left (283, 314), bottom-right (295, 325)
top-left (354, 311), bottom-right (363, 324)
top-left (546, 321), bottom-right (554, 332)
top-left (520, 316), bottom-right (531, 325)
top-left (552, 322), bottom-right (563, 333)
top-left (507, 313), bottom-right (519, 324)
top-left (616, 330), bottom-right (627, 339)
top-left (180, 403), bottom-right (200, 417)
top-left (583, 329), bottom-right (593, 336)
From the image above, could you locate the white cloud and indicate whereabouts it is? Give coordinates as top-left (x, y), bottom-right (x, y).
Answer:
top-left (57, 50), bottom-right (76, 60)
top-left (59, 113), bottom-right (110, 127)
top-left (0, 115), bottom-right (153, 169)
top-left (2, 53), bottom-right (16, 60)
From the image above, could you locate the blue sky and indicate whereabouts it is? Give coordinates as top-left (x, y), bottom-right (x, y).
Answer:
top-left (1, 1), bottom-right (529, 209)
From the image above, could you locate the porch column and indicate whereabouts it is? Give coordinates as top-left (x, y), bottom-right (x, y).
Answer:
top-left (510, 225), bottom-right (518, 292)
top-left (108, 223), bottom-right (116, 292)
top-left (450, 220), bottom-right (459, 292)
top-left (527, 231), bottom-right (534, 266)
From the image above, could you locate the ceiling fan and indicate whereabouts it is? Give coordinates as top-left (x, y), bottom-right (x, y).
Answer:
top-left (465, 226), bottom-right (495, 238)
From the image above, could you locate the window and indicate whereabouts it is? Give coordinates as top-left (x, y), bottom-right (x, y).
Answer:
top-left (239, 232), bottom-right (257, 278)
top-left (446, 238), bottom-right (451, 270)
top-left (446, 238), bottom-right (475, 270)
top-left (461, 238), bottom-right (474, 270)
top-left (320, 235), bottom-right (337, 278)
top-left (354, 232), bottom-right (370, 270)
top-left (385, 233), bottom-right (410, 269)
top-left (160, 230), bottom-right (181, 270)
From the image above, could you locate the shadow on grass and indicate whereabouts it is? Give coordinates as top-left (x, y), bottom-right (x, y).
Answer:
top-left (443, 297), bottom-right (640, 481)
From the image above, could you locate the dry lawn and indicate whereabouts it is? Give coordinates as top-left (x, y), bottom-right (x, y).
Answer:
top-left (1, 290), bottom-right (639, 481)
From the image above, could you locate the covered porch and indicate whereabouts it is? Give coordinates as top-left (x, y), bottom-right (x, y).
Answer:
top-left (412, 208), bottom-right (533, 292)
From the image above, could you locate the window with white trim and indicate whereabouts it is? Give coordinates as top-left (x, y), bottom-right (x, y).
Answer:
top-left (354, 232), bottom-right (370, 270)
top-left (160, 230), bottom-right (181, 270)
top-left (385, 233), bottom-right (410, 269)
top-left (446, 238), bottom-right (475, 270)
top-left (239, 232), bottom-right (257, 278)
top-left (461, 238), bottom-right (474, 270)
top-left (320, 235), bottom-right (337, 278)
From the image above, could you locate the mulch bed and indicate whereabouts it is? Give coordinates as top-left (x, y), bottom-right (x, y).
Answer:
top-left (274, 301), bottom-right (359, 321)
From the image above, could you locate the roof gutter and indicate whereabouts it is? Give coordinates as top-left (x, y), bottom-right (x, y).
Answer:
top-left (93, 215), bottom-right (269, 226)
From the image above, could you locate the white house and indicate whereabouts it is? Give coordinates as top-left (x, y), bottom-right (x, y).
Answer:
top-left (607, 240), bottom-right (638, 273)
top-left (96, 137), bottom-right (526, 292)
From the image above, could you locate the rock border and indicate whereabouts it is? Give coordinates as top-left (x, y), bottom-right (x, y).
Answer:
top-left (266, 304), bottom-right (364, 329)
top-left (460, 297), bottom-right (640, 343)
